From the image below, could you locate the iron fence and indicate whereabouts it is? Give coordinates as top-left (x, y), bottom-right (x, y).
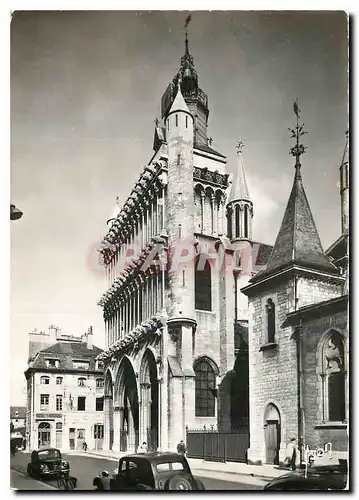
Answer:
top-left (186, 427), bottom-right (249, 463)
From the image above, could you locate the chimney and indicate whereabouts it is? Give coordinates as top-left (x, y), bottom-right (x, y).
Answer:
top-left (87, 326), bottom-right (93, 350)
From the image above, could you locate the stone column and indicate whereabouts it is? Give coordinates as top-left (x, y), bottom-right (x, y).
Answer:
top-left (200, 191), bottom-right (205, 233)
top-left (140, 383), bottom-right (151, 447)
top-left (103, 396), bottom-right (112, 451)
top-left (112, 410), bottom-right (121, 452)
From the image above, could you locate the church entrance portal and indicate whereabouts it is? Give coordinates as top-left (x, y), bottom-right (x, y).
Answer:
top-left (264, 404), bottom-right (281, 465)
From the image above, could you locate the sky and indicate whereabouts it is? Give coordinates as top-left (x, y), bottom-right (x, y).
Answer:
top-left (10, 10), bottom-right (348, 405)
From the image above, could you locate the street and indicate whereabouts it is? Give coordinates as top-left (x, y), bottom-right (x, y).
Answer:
top-left (10, 452), bottom-right (264, 490)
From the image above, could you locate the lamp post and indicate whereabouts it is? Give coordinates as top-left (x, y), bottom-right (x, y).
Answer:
top-left (10, 204), bottom-right (23, 220)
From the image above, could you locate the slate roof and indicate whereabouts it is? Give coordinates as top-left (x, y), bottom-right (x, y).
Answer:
top-left (228, 154), bottom-right (251, 203)
top-left (253, 242), bottom-right (273, 267)
top-left (251, 166), bottom-right (339, 283)
top-left (29, 341), bottom-right (103, 372)
top-left (10, 406), bottom-right (26, 419)
top-left (194, 143), bottom-right (226, 159)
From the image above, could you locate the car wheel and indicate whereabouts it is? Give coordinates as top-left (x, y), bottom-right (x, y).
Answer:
top-left (164, 474), bottom-right (195, 491)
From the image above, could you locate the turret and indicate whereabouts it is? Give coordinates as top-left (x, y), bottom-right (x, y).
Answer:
top-left (226, 143), bottom-right (253, 242)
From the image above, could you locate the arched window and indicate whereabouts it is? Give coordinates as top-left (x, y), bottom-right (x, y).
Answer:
top-left (194, 358), bottom-right (217, 417)
top-left (244, 205), bottom-right (249, 238)
top-left (235, 205), bottom-right (240, 238)
top-left (40, 376), bottom-right (50, 385)
top-left (195, 257), bottom-right (212, 311)
top-left (322, 331), bottom-right (346, 422)
top-left (227, 209), bottom-right (232, 240)
top-left (96, 378), bottom-right (104, 388)
top-left (78, 377), bottom-right (87, 387)
top-left (266, 299), bottom-right (276, 343)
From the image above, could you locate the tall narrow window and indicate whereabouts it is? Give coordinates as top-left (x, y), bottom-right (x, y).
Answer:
top-left (185, 115), bottom-right (188, 128)
top-left (235, 205), bottom-right (240, 238)
top-left (56, 395), bottom-right (63, 411)
top-left (266, 299), bottom-right (276, 343)
top-left (77, 397), bottom-right (86, 411)
top-left (194, 358), bottom-right (217, 417)
top-left (323, 331), bottom-right (346, 422)
top-left (227, 211), bottom-right (233, 240)
top-left (244, 205), bottom-right (249, 238)
top-left (195, 258), bottom-right (212, 311)
top-left (175, 114), bottom-right (178, 127)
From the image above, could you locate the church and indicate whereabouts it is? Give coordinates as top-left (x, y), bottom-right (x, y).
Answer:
top-left (96, 32), bottom-right (271, 455)
top-left (96, 33), bottom-right (348, 463)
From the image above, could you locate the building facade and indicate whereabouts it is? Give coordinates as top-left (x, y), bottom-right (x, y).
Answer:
top-left (96, 37), bottom-right (271, 453)
top-left (25, 326), bottom-right (105, 452)
top-left (10, 406), bottom-right (26, 433)
top-left (242, 129), bottom-right (349, 465)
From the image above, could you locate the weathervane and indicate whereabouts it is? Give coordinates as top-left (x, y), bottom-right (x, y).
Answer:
top-left (236, 140), bottom-right (244, 155)
top-left (288, 98), bottom-right (307, 168)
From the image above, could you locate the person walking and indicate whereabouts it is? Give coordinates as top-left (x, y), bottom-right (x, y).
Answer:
top-left (176, 440), bottom-right (187, 456)
top-left (285, 438), bottom-right (299, 471)
top-left (82, 441), bottom-right (88, 452)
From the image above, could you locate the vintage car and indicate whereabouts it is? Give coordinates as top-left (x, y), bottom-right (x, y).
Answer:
top-left (27, 448), bottom-right (70, 479)
top-left (93, 452), bottom-right (206, 491)
top-left (263, 461), bottom-right (348, 491)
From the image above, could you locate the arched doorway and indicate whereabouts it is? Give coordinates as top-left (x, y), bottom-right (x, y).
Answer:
top-left (264, 403), bottom-right (281, 465)
top-left (38, 422), bottom-right (51, 448)
top-left (104, 370), bottom-right (114, 451)
top-left (117, 357), bottom-right (139, 452)
top-left (140, 350), bottom-right (159, 451)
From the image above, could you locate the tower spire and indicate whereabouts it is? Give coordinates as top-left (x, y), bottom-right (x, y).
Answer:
top-left (184, 14), bottom-right (191, 56)
top-left (251, 104), bottom-right (338, 283)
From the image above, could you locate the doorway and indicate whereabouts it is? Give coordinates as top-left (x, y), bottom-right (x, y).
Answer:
top-left (264, 404), bottom-right (281, 465)
top-left (69, 428), bottom-right (75, 450)
top-left (38, 422), bottom-right (51, 448)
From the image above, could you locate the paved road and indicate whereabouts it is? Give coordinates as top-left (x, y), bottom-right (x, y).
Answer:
top-left (11, 452), bottom-right (263, 491)
top-left (10, 469), bottom-right (56, 491)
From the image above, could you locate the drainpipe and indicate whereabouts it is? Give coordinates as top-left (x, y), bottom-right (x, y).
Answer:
top-left (294, 273), bottom-right (305, 463)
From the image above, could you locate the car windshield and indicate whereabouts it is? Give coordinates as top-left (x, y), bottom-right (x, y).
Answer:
top-left (38, 449), bottom-right (61, 459)
top-left (156, 462), bottom-right (185, 472)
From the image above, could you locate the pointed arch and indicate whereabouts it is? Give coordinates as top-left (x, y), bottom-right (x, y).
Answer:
top-left (195, 254), bottom-right (212, 311)
top-left (317, 329), bottom-right (346, 423)
top-left (194, 356), bottom-right (219, 417)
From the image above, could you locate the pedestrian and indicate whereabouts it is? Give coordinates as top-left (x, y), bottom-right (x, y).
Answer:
top-left (82, 441), bottom-right (87, 452)
top-left (177, 439), bottom-right (187, 456)
top-left (138, 441), bottom-right (148, 453)
top-left (285, 438), bottom-right (299, 471)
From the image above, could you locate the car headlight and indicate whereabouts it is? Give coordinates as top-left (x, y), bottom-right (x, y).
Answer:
top-left (62, 461), bottom-right (69, 468)
top-left (112, 468), bottom-right (118, 476)
top-left (41, 464), bottom-right (49, 472)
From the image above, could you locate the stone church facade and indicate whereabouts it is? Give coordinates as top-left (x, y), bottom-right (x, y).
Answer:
top-left (96, 37), bottom-right (271, 453)
top-left (242, 131), bottom-right (349, 465)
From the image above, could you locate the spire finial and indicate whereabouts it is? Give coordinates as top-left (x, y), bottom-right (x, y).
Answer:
top-left (288, 98), bottom-right (307, 178)
top-left (236, 140), bottom-right (244, 155)
top-left (184, 15), bottom-right (192, 55)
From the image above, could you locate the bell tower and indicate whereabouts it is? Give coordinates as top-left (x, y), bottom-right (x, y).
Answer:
top-left (161, 23), bottom-right (209, 146)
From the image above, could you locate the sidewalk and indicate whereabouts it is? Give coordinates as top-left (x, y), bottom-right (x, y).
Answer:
top-left (69, 449), bottom-right (288, 482)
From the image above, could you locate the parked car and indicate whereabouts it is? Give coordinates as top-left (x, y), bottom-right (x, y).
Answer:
top-left (263, 462), bottom-right (348, 491)
top-left (27, 448), bottom-right (70, 480)
top-left (93, 452), bottom-right (206, 491)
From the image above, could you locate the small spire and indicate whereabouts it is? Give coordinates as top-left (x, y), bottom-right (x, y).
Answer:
top-left (288, 98), bottom-right (307, 179)
top-left (228, 140), bottom-right (251, 203)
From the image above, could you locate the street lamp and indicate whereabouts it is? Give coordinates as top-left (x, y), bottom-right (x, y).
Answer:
top-left (10, 204), bottom-right (23, 220)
